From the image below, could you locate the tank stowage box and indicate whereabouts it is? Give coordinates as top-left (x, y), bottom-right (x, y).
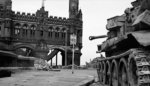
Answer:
top-left (90, 0), bottom-right (150, 86)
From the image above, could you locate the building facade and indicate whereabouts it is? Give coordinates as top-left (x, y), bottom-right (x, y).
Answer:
top-left (0, 0), bottom-right (83, 66)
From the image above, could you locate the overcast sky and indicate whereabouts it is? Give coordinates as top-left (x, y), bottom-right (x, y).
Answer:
top-left (12, 0), bottom-right (134, 65)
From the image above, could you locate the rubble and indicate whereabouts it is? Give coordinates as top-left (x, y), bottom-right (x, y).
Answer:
top-left (34, 59), bottom-right (52, 71)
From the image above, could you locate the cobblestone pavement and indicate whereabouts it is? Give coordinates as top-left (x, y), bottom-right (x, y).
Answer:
top-left (0, 69), bottom-right (97, 86)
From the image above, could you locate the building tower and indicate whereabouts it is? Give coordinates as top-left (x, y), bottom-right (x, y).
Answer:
top-left (69, 0), bottom-right (79, 18)
top-left (0, 0), bottom-right (12, 10)
top-left (5, 0), bottom-right (12, 10)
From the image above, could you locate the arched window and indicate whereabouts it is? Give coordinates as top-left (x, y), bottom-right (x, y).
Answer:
top-left (23, 24), bottom-right (28, 29)
top-left (56, 27), bottom-right (60, 32)
top-left (22, 24), bottom-right (28, 36)
top-left (48, 32), bottom-right (52, 37)
top-left (48, 26), bottom-right (53, 31)
top-left (30, 30), bottom-right (35, 37)
top-left (30, 25), bottom-right (36, 37)
top-left (48, 27), bottom-right (53, 38)
top-left (30, 25), bottom-right (36, 30)
top-left (15, 23), bottom-right (21, 35)
top-left (15, 23), bottom-right (21, 28)
top-left (55, 27), bottom-right (60, 38)
top-left (61, 28), bottom-right (66, 38)
top-left (62, 28), bottom-right (66, 32)
top-left (15, 29), bottom-right (20, 35)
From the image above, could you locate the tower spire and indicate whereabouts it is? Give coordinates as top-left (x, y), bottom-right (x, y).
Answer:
top-left (42, 0), bottom-right (46, 7)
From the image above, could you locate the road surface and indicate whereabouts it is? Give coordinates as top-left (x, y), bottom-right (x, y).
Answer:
top-left (0, 69), bottom-right (97, 86)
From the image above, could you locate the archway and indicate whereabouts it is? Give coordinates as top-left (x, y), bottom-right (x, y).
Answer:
top-left (11, 44), bottom-right (35, 67)
top-left (45, 46), bottom-right (66, 68)
top-left (13, 44), bottom-right (35, 57)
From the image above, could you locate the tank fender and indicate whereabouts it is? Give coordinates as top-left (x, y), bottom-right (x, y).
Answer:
top-left (127, 31), bottom-right (150, 46)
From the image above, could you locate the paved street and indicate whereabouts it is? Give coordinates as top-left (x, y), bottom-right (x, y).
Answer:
top-left (0, 69), bottom-right (97, 86)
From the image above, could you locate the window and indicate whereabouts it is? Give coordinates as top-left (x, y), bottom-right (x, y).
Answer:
top-left (15, 23), bottom-right (21, 28)
top-left (33, 30), bottom-right (35, 36)
top-left (23, 24), bottom-right (28, 29)
top-left (48, 32), bottom-right (52, 37)
top-left (23, 29), bottom-right (25, 35)
top-left (31, 25), bottom-right (36, 30)
top-left (25, 30), bottom-right (28, 35)
top-left (55, 32), bottom-right (59, 38)
top-left (0, 6), bottom-right (3, 10)
top-left (30, 30), bottom-right (35, 37)
top-left (15, 29), bottom-right (20, 35)
top-left (61, 33), bottom-right (66, 38)
top-left (48, 27), bottom-right (53, 31)
top-left (22, 29), bottom-right (27, 36)
top-left (0, 27), bottom-right (1, 36)
top-left (57, 32), bottom-right (59, 38)
top-left (30, 30), bottom-right (34, 36)
top-left (40, 31), bottom-right (43, 37)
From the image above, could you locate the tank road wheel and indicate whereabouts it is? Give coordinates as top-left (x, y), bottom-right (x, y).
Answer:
top-left (99, 62), bottom-right (103, 82)
top-left (96, 62), bottom-right (100, 82)
top-left (100, 62), bottom-right (104, 82)
top-left (102, 61), bottom-right (106, 85)
top-left (119, 58), bottom-right (128, 86)
top-left (110, 60), bottom-right (118, 86)
top-left (105, 61), bottom-right (111, 85)
top-left (128, 57), bottom-right (138, 86)
top-left (98, 62), bottom-right (102, 82)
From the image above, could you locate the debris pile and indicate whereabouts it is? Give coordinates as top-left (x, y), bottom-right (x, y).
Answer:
top-left (34, 59), bottom-right (52, 71)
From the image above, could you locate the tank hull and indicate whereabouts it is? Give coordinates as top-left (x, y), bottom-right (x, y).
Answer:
top-left (97, 48), bottom-right (150, 86)
top-left (90, 0), bottom-right (150, 86)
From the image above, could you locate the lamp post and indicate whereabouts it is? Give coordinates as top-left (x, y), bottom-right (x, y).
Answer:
top-left (70, 33), bottom-right (76, 74)
top-left (65, 29), bottom-right (68, 66)
top-left (72, 41), bottom-right (75, 74)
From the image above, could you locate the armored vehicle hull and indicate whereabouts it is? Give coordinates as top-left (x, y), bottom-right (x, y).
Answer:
top-left (90, 0), bottom-right (150, 86)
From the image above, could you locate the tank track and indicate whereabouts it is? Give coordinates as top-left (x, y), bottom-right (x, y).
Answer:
top-left (97, 48), bottom-right (150, 86)
top-left (131, 49), bottom-right (150, 86)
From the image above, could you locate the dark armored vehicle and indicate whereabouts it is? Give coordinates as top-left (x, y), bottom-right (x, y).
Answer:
top-left (90, 0), bottom-right (150, 86)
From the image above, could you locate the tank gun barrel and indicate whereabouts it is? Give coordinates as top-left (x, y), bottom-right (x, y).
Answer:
top-left (89, 35), bottom-right (107, 40)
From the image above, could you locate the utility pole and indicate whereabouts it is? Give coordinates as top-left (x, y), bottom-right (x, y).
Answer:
top-left (65, 29), bottom-right (68, 66)
top-left (72, 42), bottom-right (75, 74)
top-left (70, 33), bottom-right (76, 74)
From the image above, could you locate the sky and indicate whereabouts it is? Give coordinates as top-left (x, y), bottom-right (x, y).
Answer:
top-left (11, 0), bottom-right (134, 65)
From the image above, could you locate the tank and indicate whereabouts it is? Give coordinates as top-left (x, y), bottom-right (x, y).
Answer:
top-left (90, 0), bottom-right (150, 86)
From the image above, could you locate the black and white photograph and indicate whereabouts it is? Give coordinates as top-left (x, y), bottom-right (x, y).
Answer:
top-left (0, 0), bottom-right (150, 86)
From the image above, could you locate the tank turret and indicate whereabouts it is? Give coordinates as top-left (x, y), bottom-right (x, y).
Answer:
top-left (90, 0), bottom-right (150, 55)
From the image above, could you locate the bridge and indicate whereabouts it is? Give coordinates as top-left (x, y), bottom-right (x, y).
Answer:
top-left (0, 0), bottom-right (83, 67)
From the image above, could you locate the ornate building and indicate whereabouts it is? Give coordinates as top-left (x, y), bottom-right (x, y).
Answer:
top-left (0, 0), bottom-right (82, 66)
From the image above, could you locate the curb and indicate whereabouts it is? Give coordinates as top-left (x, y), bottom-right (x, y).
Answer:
top-left (74, 76), bottom-right (95, 86)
